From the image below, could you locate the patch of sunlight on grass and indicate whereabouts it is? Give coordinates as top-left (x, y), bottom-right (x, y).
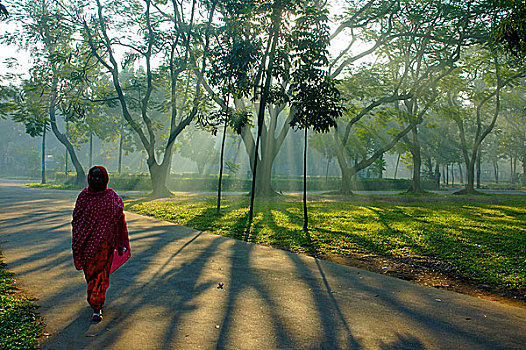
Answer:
top-left (126, 197), bottom-right (526, 291)
top-left (271, 210), bottom-right (301, 231)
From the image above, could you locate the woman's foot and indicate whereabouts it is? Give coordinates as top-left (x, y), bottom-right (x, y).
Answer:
top-left (92, 310), bottom-right (103, 322)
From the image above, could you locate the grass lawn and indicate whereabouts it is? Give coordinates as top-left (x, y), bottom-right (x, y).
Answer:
top-left (0, 256), bottom-right (44, 350)
top-left (126, 193), bottom-right (526, 293)
top-left (26, 183), bottom-right (81, 190)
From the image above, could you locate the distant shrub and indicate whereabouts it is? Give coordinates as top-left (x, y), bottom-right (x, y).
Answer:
top-left (53, 172), bottom-right (437, 192)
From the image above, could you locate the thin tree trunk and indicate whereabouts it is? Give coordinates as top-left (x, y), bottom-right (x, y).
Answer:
top-left (510, 155), bottom-right (513, 185)
top-left (458, 163), bottom-right (463, 184)
top-left (303, 128), bottom-right (309, 239)
top-left (476, 148), bottom-right (481, 189)
top-left (331, 130), bottom-right (353, 194)
top-left (47, 75), bottom-right (85, 185)
top-left (65, 122), bottom-right (69, 181)
top-left (446, 164), bottom-right (449, 185)
top-left (409, 128), bottom-right (423, 193)
top-left (514, 156), bottom-right (517, 181)
top-left (41, 123), bottom-right (46, 184)
top-left (493, 160), bottom-right (499, 183)
top-left (118, 116), bottom-right (124, 174)
top-left (434, 161), bottom-right (440, 189)
top-left (65, 145), bottom-right (68, 180)
top-left (394, 153), bottom-right (400, 179)
top-left (89, 131), bottom-right (93, 168)
top-left (467, 158), bottom-right (476, 191)
top-left (325, 157), bottom-right (330, 184)
top-left (217, 121), bottom-right (228, 213)
top-left (451, 165), bottom-right (454, 185)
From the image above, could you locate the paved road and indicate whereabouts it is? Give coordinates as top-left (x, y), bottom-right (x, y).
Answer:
top-left (0, 181), bottom-right (525, 349)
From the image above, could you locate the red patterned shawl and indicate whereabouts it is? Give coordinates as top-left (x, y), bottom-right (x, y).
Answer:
top-left (72, 187), bottom-right (129, 270)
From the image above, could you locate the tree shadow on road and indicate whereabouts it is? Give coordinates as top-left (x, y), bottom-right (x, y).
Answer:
top-left (1, 185), bottom-right (524, 349)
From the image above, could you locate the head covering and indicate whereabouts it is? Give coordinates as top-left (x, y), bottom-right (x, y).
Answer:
top-left (88, 166), bottom-right (109, 192)
top-left (72, 168), bottom-right (129, 270)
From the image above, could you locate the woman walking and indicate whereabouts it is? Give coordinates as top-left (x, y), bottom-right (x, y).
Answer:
top-left (72, 166), bottom-right (130, 322)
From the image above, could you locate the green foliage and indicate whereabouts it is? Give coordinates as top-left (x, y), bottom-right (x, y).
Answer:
top-left (0, 0), bottom-right (8, 19)
top-left (0, 257), bottom-right (44, 350)
top-left (38, 174), bottom-right (437, 192)
top-left (0, 78), bottom-right (19, 121)
top-left (177, 127), bottom-right (219, 175)
top-left (289, 6), bottom-right (343, 133)
top-left (127, 195), bottom-right (526, 290)
top-left (224, 160), bottom-right (240, 176)
top-left (494, 0), bottom-right (526, 58)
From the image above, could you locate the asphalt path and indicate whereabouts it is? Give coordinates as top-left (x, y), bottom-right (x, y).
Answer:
top-left (0, 181), bottom-right (525, 349)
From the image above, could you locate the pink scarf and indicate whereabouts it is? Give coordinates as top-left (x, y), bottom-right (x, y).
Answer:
top-left (72, 187), bottom-right (129, 270)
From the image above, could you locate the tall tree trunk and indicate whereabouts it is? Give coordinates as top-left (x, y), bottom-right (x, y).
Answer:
top-left (512, 156), bottom-right (517, 184)
top-left (48, 75), bottom-right (85, 185)
top-left (476, 148), bottom-right (481, 189)
top-left (409, 128), bottom-right (423, 193)
top-left (149, 136), bottom-right (177, 198)
top-left (148, 161), bottom-right (171, 198)
top-left (65, 122), bottom-right (69, 181)
top-left (248, 6), bottom-right (283, 225)
top-left (65, 145), bottom-right (68, 180)
top-left (118, 116), bottom-right (124, 174)
top-left (451, 165), bottom-right (454, 185)
top-left (458, 162), bottom-right (463, 184)
top-left (325, 157), bottom-right (331, 184)
top-left (41, 123), bottom-right (46, 184)
top-left (217, 121), bottom-right (228, 213)
top-left (434, 161), bottom-right (440, 189)
top-left (510, 155), bottom-right (513, 185)
top-left (332, 130), bottom-right (353, 194)
top-left (89, 131), bottom-right (93, 168)
top-left (514, 156), bottom-right (517, 181)
top-left (341, 168), bottom-right (353, 194)
top-left (464, 157), bottom-right (478, 193)
top-left (255, 155), bottom-right (275, 195)
top-left (493, 159), bottom-right (499, 183)
top-left (394, 153), bottom-right (400, 179)
top-left (303, 129), bottom-right (310, 240)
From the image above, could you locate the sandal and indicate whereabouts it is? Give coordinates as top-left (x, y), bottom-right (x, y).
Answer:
top-left (92, 310), bottom-right (103, 322)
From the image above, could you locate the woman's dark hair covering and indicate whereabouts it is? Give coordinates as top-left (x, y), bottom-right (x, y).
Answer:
top-left (88, 166), bottom-right (109, 192)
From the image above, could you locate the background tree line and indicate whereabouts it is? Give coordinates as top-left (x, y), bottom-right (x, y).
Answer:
top-left (1, 0), bottom-right (525, 199)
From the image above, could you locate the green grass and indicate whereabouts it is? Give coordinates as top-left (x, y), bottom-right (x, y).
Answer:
top-left (26, 183), bottom-right (82, 190)
top-left (126, 194), bottom-right (526, 292)
top-left (0, 256), bottom-right (44, 350)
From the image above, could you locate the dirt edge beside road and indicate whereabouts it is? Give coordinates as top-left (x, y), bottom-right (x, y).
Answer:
top-left (319, 251), bottom-right (526, 309)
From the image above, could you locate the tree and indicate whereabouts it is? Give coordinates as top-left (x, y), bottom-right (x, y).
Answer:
top-left (14, 80), bottom-right (50, 184)
top-left (177, 127), bottom-right (218, 176)
top-left (2, 0), bottom-right (93, 185)
top-left (205, 5), bottom-right (258, 212)
top-left (447, 48), bottom-right (525, 193)
top-left (0, 0), bottom-right (8, 19)
top-left (289, 6), bottom-right (343, 239)
top-left (309, 132), bottom-right (335, 183)
top-left (498, 80), bottom-right (526, 184)
top-left (418, 106), bottom-right (462, 189)
top-left (328, 0), bottom-right (460, 194)
top-left (494, 0), bottom-right (526, 58)
top-left (1, 67), bottom-right (49, 183)
top-left (79, 0), bottom-right (218, 197)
